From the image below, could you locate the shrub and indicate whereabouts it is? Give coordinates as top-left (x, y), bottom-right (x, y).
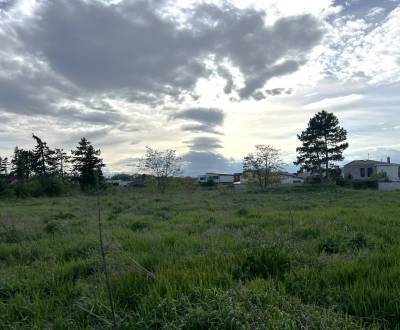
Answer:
top-left (352, 180), bottom-right (378, 190)
top-left (199, 179), bottom-right (216, 187)
top-left (12, 177), bottom-right (67, 198)
top-left (14, 182), bottom-right (29, 198)
top-left (0, 178), bottom-right (13, 197)
top-left (41, 177), bottom-right (65, 197)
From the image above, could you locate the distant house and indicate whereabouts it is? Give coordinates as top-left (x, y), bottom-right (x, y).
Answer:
top-left (236, 172), bottom-right (303, 187)
top-left (279, 173), bottom-right (305, 185)
top-left (343, 158), bottom-right (400, 182)
top-left (108, 174), bottom-right (146, 187)
top-left (198, 172), bottom-right (241, 184)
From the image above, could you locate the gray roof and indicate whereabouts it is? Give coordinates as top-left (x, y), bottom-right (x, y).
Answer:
top-left (345, 160), bottom-right (399, 166)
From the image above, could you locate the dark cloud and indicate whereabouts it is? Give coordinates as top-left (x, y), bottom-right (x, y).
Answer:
top-left (0, 77), bottom-right (54, 115)
top-left (184, 136), bottom-right (223, 151)
top-left (15, 0), bottom-right (323, 103)
top-left (57, 107), bottom-right (126, 125)
top-left (0, 0), bottom-right (14, 11)
top-left (252, 87), bottom-right (293, 100)
top-left (173, 107), bottom-right (225, 135)
top-left (217, 66), bottom-right (235, 94)
top-left (181, 124), bottom-right (223, 135)
top-left (265, 88), bottom-right (293, 96)
top-left (173, 107), bottom-right (225, 126)
top-left (182, 151), bottom-right (241, 176)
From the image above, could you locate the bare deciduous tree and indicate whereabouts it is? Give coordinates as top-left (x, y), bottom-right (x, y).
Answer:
top-left (138, 146), bottom-right (182, 192)
top-left (243, 145), bottom-right (284, 190)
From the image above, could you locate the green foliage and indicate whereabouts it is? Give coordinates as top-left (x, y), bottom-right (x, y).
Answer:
top-left (295, 110), bottom-right (348, 179)
top-left (0, 178), bottom-right (13, 196)
top-left (352, 179), bottom-right (379, 190)
top-left (71, 137), bottom-right (105, 191)
top-left (199, 178), bottom-right (217, 187)
top-left (111, 173), bottom-right (135, 181)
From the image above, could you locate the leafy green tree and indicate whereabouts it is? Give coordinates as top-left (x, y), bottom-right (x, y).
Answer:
top-left (11, 147), bottom-right (32, 182)
top-left (71, 138), bottom-right (105, 190)
top-left (31, 134), bottom-right (57, 177)
top-left (138, 146), bottom-right (182, 192)
top-left (295, 110), bottom-right (348, 179)
top-left (243, 145), bottom-right (284, 190)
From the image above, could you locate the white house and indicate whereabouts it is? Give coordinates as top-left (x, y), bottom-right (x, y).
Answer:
top-left (279, 173), bottom-right (304, 185)
top-left (234, 172), bottom-right (304, 187)
top-left (198, 173), bottom-right (240, 184)
top-left (343, 157), bottom-right (400, 182)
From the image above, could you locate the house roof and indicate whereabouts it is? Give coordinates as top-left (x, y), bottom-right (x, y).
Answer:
top-left (205, 173), bottom-right (235, 176)
top-left (345, 160), bottom-right (400, 167)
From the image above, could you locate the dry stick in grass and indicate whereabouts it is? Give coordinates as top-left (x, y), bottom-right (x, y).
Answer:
top-left (96, 191), bottom-right (117, 329)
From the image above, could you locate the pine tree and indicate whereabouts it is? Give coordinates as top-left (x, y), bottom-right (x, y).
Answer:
top-left (11, 147), bottom-right (32, 181)
top-left (71, 138), bottom-right (105, 190)
top-left (295, 110), bottom-right (348, 179)
top-left (31, 134), bottom-right (57, 177)
top-left (54, 148), bottom-right (70, 178)
top-left (0, 157), bottom-right (9, 176)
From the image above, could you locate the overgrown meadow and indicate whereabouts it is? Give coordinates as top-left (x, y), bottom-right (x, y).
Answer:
top-left (1, 185), bottom-right (400, 329)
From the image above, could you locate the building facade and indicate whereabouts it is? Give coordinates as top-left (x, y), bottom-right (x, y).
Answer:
top-left (343, 158), bottom-right (400, 181)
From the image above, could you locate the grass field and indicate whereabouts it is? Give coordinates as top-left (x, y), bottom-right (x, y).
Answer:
top-left (1, 184), bottom-right (400, 329)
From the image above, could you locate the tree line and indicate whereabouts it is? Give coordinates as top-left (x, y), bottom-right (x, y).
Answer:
top-left (243, 110), bottom-right (348, 189)
top-left (1, 109), bottom-right (348, 196)
top-left (0, 135), bottom-right (105, 196)
top-left (139, 110), bottom-right (349, 192)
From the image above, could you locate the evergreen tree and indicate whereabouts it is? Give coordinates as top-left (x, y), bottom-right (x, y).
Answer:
top-left (0, 157), bottom-right (9, 176)
top-left (54, 148), bottom-right (70, 178)
top-left (11, 147), bottom-right (32, 181)
top-left (295, 110), bottom-right (348, 179)
top-left (31, 134), bottom-right (57, 177)
top-left (71, 138), bottom-right (105, 190)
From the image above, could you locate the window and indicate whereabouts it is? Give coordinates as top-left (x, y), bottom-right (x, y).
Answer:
top-left (360, 168), bottom-right (365, 178)
top-left (367, 167), bottom-right (373, 177)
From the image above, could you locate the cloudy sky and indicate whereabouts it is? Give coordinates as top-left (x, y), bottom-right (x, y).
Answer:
top-left (1, 0), bottom-right (399, 175)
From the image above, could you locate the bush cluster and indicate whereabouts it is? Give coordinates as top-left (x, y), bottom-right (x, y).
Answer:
top-left (0, 177), bottom-right (71, 198)
top-left (351, 179), bottom-right (379, 190)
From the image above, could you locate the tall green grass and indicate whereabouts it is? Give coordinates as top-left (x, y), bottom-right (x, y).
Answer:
top-left (0, 185), bottom-right (399, 328)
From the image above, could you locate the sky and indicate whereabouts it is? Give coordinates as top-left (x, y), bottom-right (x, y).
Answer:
top-left (0, 0), bottom-right (399, 176)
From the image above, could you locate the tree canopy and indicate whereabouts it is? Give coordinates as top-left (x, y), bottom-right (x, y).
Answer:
top-left (138, 146), bottom-right (182, 192)
top-left (243, 145), bottom-right (284, 190)
top-left (71, 138), bottom-right (105, 190)
top-left (294, 110), bottom-right (348, 179)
